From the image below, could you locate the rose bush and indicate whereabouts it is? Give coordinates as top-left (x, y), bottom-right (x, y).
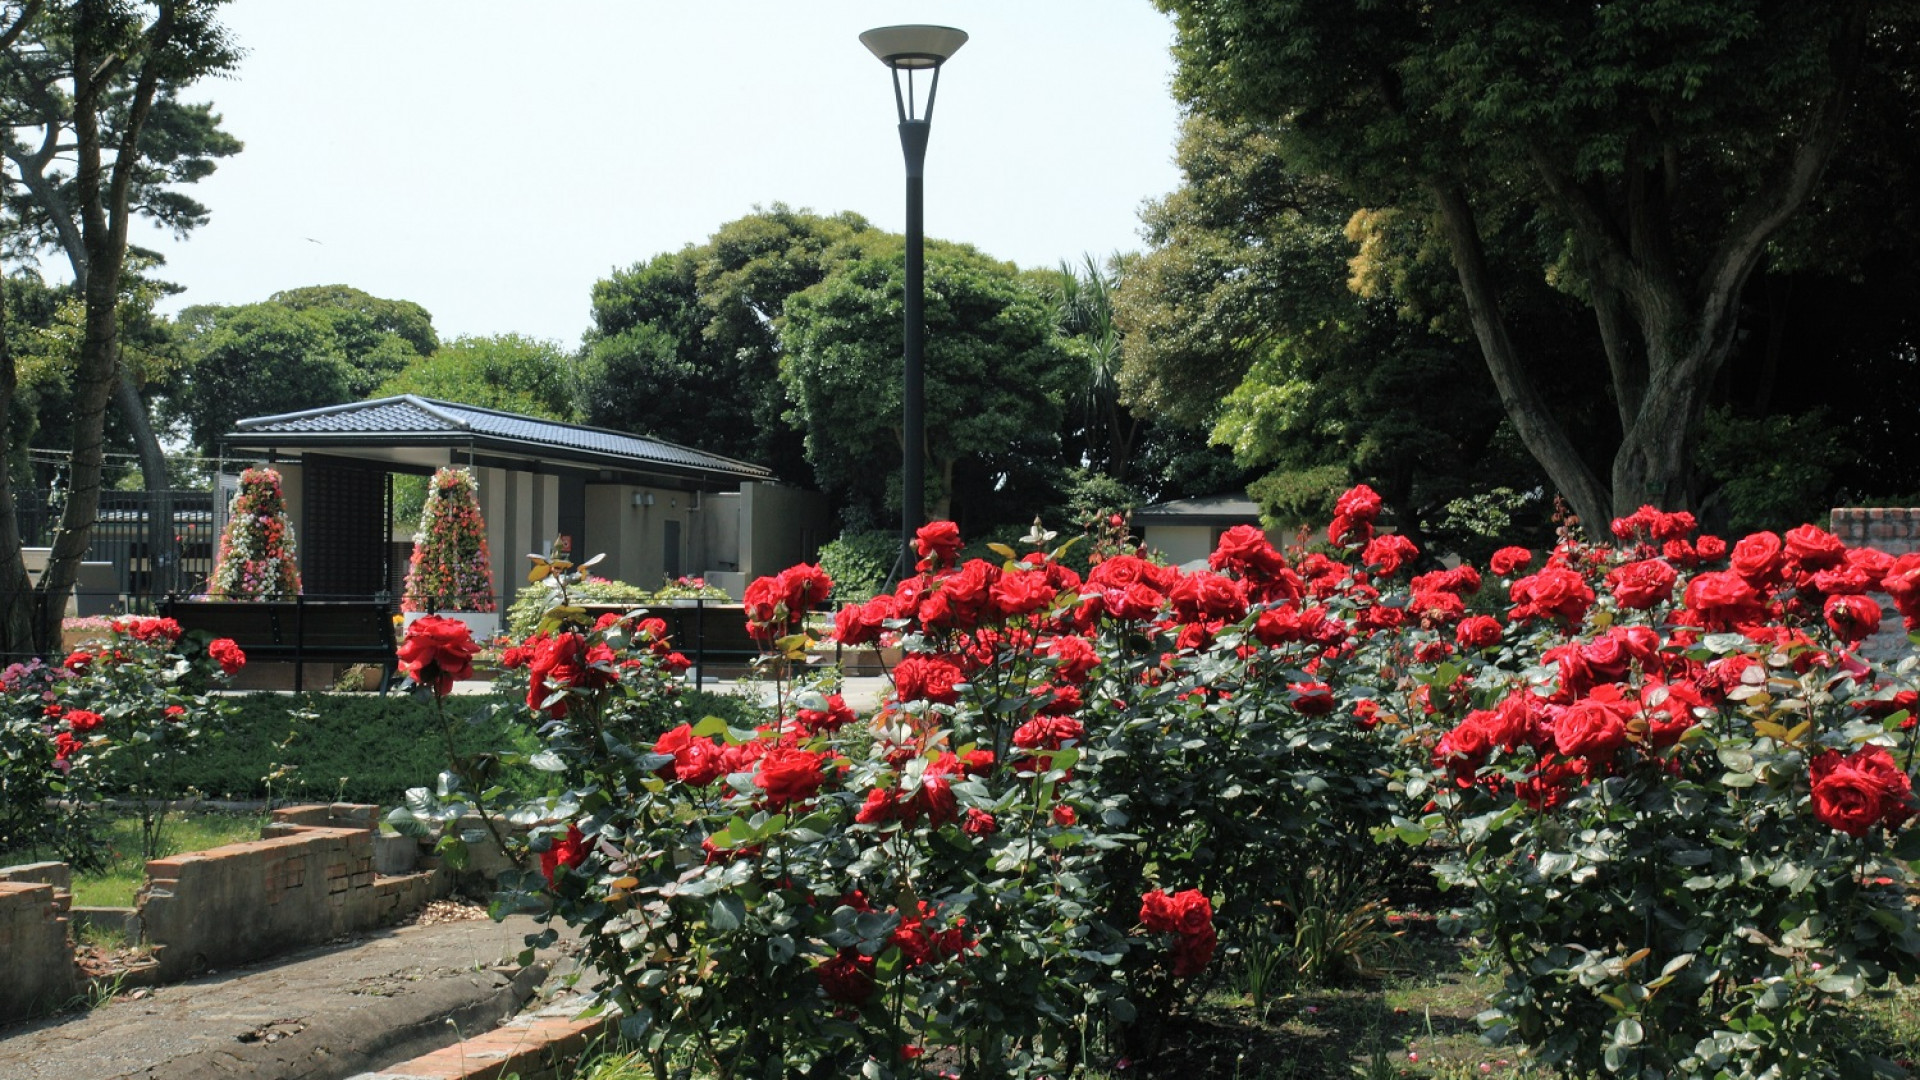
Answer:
top-left (2, 617), bottom-right (246, 860)
top-left (440, 493), bottom-right (1917, 1079)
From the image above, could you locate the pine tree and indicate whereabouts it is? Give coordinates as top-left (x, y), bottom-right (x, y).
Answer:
top-left (208, 468), bottom-right (301, 600)
top-left (403, 467), bottom-right (496, 612)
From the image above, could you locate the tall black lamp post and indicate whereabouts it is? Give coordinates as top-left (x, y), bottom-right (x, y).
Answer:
top-left (860, 24), bottom-right (967, 571)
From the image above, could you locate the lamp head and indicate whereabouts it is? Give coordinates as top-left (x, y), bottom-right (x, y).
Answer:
top-left (860, 24), bottom-right (968, 70)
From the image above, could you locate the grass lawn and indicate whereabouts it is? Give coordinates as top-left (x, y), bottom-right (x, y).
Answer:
top-left (70, 811), bottom-right (267, 908)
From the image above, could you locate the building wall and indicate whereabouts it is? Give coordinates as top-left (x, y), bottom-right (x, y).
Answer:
top-left (1142, 524), bottom-right (1217, 568)
top-left (1830, 507), bottom-right (1920, 663)
top-left (738, 482), bottom-right (831, 581)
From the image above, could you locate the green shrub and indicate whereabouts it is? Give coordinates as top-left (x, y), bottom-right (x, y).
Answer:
top-left (506, 577), bottom-right (654, 638)
top-left (815, 528), bottom-right (899, 604)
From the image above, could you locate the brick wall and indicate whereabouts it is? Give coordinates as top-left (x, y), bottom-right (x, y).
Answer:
top-left (0, 863), bottom-right (79, 1021)
top-left (139, 809), bottom-right (443, 982)
top-left (1830, 507), bottom-right (1920, 557)
top-left (351, 999), bottom-right (616, 1080)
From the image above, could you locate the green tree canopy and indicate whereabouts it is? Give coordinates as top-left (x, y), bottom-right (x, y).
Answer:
top-left (167, 300), bottom-right (351, 452)
top-left (376, 333), bottom-right (578, 420)
top-left (780, 237), bottom-right (1077, 530)
top-left (579, 205), bottom-right (872, 483)
top-left (1153, 0), bottom-right (1904, 534)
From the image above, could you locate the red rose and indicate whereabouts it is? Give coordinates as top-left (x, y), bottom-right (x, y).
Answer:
top-left (207, 638), bottom-right (247, 676)
top-left (892, 654), bottom-right (964, 705)
top-left (1606, 559), bottom-right (1678, 610)
top-left (1810, 745), bottom-right (1913, 837)
top-left (1489, 547), bottom-right (1534, 576)
top-left (1509, 568), bottom-right (1595, 625)
top-left (527, 632), bottom-right (608, 717)
top-left (816, 950), bottom-right (877, 1003)
top-left (795, 692), bottom-right (857, 734)
top-left (1140, 889), bottom-right (1179, 932)
top-left (53, 731), bottom-right (85, 761)
top-left (960, 807), bottom-right (997, 836)
top-left (1170, 889), bottom-right (1214, 937)
top-left (1333, 484), bottom-right (1383, 524)
top-left (1043, 635), bottom-right (1100, 683)
top-left (753, 746), bottom-right (827, 806)
top-left (1730, 532), bottom-right (1786, 585)
top-left (990, 569), bottom-right (1057, 618)
top-left (66, 709), bottom-right (104, 734)
top-left (1455, 615), bottom-right (1503, 649)
top-left (914, 520), bottom-right (963, 570)
top-left (1551, 689), bottom-right (1634, 762)
top-left (1289, 681), bottom-right (1336, 715)
top-left (779, 563), bottom-right (834, 614)
top-left (1209, 524), bottom-right (1287, 581)
top-left (1682, 571), bottom-right (1767, 629)
top-left (1824, 594), bottom-right (1884, 645)
top-left (1783, 525), bottom-right (1847, 572)
top-left (833, 596), bottom-right (892, 646)
top-left (1362, 533), bottom-right (1420, 577)
top-left (1168, 571), bottom-right (1248, 623)
top-left (397, 615), bottom-right (481, 696)
top-left (1051, 803), bottom-right (1078, 827)
top-left (539, 823), bottom-right (589, 884)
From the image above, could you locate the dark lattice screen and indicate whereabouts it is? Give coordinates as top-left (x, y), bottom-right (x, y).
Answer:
top-left (302, 456), bottom-right (390, 600)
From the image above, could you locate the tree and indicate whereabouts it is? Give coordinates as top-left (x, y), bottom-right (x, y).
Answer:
top-left (1, 0), bottom-right (241, 589)
top-left (376, 333), bottom-right (579, 420)
top-left (579, 206), bottom-right (872, 482)
top-left (1116, 114), bottom-right (1562, 540)
top-left (1046, 254), bottom-right (1142, 483)
top-left (0, 0), bottom-right (239, 658)
top-left (780, 237), bottom-right (1078, 531)
top-left (167, 300), bottom-right (352, 453)
top-left (271, 283), bottom-right (436, 395)
top-left (1154, 0), bottom-right (1897, 533)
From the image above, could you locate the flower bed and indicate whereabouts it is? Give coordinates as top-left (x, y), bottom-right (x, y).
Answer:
top-left (383, 499), bottom-right (1918, 1079)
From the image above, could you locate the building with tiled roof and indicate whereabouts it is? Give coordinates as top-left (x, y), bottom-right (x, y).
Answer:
top-left (218, 397), bottom-right (828, 615)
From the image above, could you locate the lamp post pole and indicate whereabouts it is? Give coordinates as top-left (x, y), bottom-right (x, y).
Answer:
top-left (861, 24), bottom-right (966, 574)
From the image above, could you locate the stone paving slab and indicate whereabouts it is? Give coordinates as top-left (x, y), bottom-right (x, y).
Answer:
top-left (0, 915), bottom-right (564, 1080)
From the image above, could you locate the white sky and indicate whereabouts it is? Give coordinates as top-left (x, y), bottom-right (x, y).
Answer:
top-left (135, 2), bottom-right (1185, 349)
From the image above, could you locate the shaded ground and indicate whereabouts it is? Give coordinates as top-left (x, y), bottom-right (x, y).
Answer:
top-left (0, 912), bottom-right (572, 1080)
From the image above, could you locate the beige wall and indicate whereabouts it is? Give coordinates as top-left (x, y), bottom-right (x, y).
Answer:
top-left (738, 482), bottom-right (831, 581)
top-left (1142, 524), bottom-right (1216, 568)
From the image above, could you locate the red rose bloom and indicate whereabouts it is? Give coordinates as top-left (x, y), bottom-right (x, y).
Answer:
top-left (1730, 532), bottom-right (1786, 585)
top-left (816, 949), bottom-right (877, 1003)
top-left (892, 655), bottom-right (964, 704)
top-left (1606, 559), bottom-right (1678, 610)
top-left (207, 638), bottom-right (247, 675)
top-left (1455, 615), bottom-right (1503, 649)
top-left (754, 746), bottom-right (828, 806)
top-left (397, 615), bottom-right (482, 696)
top-left (1289, 681), bottom-right (1336, 715)
top-left (1810, 745), bottom-right (1913, 837)
top-left (1783, 525), bottom-right (1847, 573)
top-left (1551, 688), bottom-right (1635, 763)
top-left (65, 709), bottom-right (104, 734)
top-left (914, 520), bottom-right (963, 570)
top-left (1489, 547), bottom-right (1533, 576)
top-left (539, 824), bottom-right (590, 884)
top-left (1824, 594), bottom-right (1884, 644)
top-left (1509, 568), bottom-right (1595, 625)
top-left (1362, 533), bottom-right (1420, 577)
top-left (1209, 524), bottom-right (1287, 581)
top-left (1682, 571), bottom-right (1767, 629)
top-left (1168, 571), bottom-right (1248, 623)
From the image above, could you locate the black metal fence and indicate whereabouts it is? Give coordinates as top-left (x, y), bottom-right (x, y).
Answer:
top-left (13, 488), bottom-right (216, 609)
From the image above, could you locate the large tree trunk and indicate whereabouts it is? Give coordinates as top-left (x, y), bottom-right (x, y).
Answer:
top-left (1428, 181), bottom-right (1614, 535)
top-left (0, 286), bottom-right (47, 658)
top-left (13, 0), bottom-right (176, 654)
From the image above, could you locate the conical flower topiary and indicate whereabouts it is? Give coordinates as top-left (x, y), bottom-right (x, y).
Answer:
top-left (403, 466), bottom-right (496, 612)
top-left (208, 466), bottom-right (301, 600)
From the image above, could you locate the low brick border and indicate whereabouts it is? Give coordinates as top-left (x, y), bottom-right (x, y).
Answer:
top-left (351, 999), bottom-right (617, 1080)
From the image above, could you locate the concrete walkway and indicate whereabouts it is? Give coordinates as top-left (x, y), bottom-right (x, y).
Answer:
top-left (0, 915), bottom-right (568, 1080)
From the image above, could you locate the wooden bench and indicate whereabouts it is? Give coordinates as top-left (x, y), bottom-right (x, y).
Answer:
top-left (163, 598), bottom-right (398, 692)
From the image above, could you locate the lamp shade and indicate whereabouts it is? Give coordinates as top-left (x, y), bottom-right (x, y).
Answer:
top-left (859, 24), bottom-right (968, 69)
